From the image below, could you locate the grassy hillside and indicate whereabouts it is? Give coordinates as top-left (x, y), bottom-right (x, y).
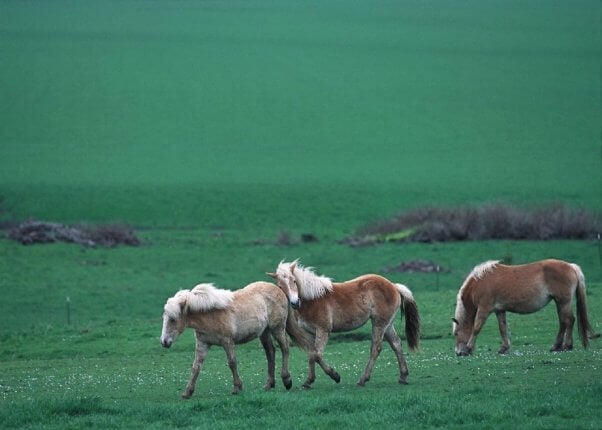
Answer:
top-left (1, 0), bottom-right (600, 229)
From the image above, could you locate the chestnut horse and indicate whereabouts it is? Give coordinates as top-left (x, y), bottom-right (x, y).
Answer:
top-left (268, 260), bottom-right (420, 388)
top-left (160, 282), bottom-right (292, 398)
top-left (452, 259), bottom-right (598, 356)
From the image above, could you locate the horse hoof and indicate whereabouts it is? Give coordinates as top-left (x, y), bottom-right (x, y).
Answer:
top-left (399, 377), bottom-right (408, 385)
top-left (181, 393), bottom-right (192, 400)
top-left (498, 347), bottom-right (510, 355)
top-left (356, 381), bottom-right (366, 387)
top-left (283, 377), bottom-right (293, 390)
top-left (332, 372), bottom-right (341, 383)
top-left (301, 383), bottom-right (312, 390)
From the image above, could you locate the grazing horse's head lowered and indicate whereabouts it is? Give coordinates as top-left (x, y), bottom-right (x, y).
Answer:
top-left (451, 315), bottom-right (473, 357)
top-left (452, 259), bottom-right (598, 356)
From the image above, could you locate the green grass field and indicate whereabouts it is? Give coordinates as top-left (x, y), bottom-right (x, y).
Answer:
top-left (1, 0), bottom-right (601, 429)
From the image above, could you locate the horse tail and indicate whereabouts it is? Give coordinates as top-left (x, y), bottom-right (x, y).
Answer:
top-left (285, 307), bottom-right (315, 352)
top-left (571, 263), bottom-right (598, 348)
top-left (395, 284), bottom-right (421, 351)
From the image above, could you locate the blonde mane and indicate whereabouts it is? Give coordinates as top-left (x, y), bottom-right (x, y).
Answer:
top-left (470, 260), bottom-right (500, 280)
top-left (454, 260), bottom-right (500, 323)
top-left (291, 261), bottom-right (333, 300)
top-left (164, 283), bottom-right (234, 319)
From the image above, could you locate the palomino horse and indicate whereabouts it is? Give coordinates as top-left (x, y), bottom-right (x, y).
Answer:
top-left (452, 259), bottom-right (598, 356)
top-left (160, 282), bottom-right (292, 398)
top-left (268, 260), bottom-right (420, 388)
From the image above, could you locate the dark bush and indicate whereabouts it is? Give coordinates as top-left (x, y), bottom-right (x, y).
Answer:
top-left (343, 204), bottom-right (601, 246)
top-left (8, 220), bottom-right (140, 247)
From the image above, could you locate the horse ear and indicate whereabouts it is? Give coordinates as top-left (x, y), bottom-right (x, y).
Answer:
top-left (289, 261), bottom-right (297, 273)
top-left (451, 317), bottom-right (459, 325)
top-left (266, 272), bottom-right (277, 279)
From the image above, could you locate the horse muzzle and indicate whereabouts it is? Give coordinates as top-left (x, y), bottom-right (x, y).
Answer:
top-left (290, 300), bottom-right (300, 310)
top-left (161, 338), bottom-right (172, 348)
top-left (455, 345), bottom-right (472, 356)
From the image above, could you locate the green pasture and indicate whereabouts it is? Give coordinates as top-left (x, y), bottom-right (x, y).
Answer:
top-left (0, 0), bottom-right (599, 228)
top-left (1, 0), bottom-right (601, 429)
top-left (1, 238), bottom-right (601, 429)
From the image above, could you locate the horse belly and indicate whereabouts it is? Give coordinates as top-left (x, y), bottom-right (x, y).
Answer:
top-left (232, 314), bottom-right (268, 344)
top-left (494, 288), bottom-right (551, 314)
top-left (332, 311), bottom-right (371, 332)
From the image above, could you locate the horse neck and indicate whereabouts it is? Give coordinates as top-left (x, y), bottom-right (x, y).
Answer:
top-left (295, 271), bottom-right (332, 300)
top-left (458, 280), bottom-right (478, 323)
top-left (184, 308), bottom-right (219, 331)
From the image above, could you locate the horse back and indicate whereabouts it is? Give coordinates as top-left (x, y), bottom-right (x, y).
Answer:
top-left (470, 259), bottom-right (577, 314)
top-left (318, 275), bottom-right (401, 331)
top-left (195, 282), bottom-right (288, 345)
top-left (232, 281), bottom-right (289, 321)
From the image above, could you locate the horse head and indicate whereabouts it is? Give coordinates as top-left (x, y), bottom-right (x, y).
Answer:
top-left (161, 292), bottom-right (188, 348)
top-left (160, 283), bottom-right (235, 348)
top-left (452, 316), bottom-right (473, 356)
top-left (267, 260), bottom-right (301, 309)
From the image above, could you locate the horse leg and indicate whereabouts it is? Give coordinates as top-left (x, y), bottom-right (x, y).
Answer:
top-left (271, 327), bottom-right (292, 390)
top-left (463, 308), bottom-right (490, 355)
top-left (223, 340), bottom-right (243, 394)
top-left (303, 328), bottom-right (339, 388)
top-left (495, 311), bottom-right (511, 354)
top-left (259, 330), bottom-right (276, 390)
top-left (383, 324), bottom-right (409, 385)
top-left (357, 322), bottom-right (386, 386)
top-left (182, 339), bottom-right (209, 399)
top-left (551, 301), bottom-right (575, 352)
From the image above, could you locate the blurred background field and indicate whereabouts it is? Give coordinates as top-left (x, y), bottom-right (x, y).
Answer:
top-left (0, 1), bottom-right (600, 428)
top-left (1, 0), bottom-right (599, 230)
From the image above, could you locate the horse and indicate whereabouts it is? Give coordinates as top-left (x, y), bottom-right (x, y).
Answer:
top-left (160, 281), bottom-right (292, 398)
top-left (452, 259), bottom-right (598, 356)
top-left (267, 260), bottom-right (420, 388)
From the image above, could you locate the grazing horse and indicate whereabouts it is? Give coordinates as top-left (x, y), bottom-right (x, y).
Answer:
top-left (267, 260), bottom-right (420, 388)
top-left (452, 259), bottom-right (598, 356)
top-left (160, 282), bottom-right (292, 398)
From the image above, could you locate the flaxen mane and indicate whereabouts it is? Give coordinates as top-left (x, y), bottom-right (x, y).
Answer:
top-left (454, 260), bottom-right (500, 324)
top-left (279, 260), bottom-right (333, 300)
top-left (470, 260), bottom-right (500, 280)
top-left (164, 283), bottom-right (234, 319)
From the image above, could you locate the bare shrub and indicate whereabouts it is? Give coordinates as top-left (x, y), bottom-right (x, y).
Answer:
top-left (81, 224), bottom-right (140, 247)
top-left (344, 204), bottom-right (601, 245)
top-left (8, 220), bottom-right (140, 247)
